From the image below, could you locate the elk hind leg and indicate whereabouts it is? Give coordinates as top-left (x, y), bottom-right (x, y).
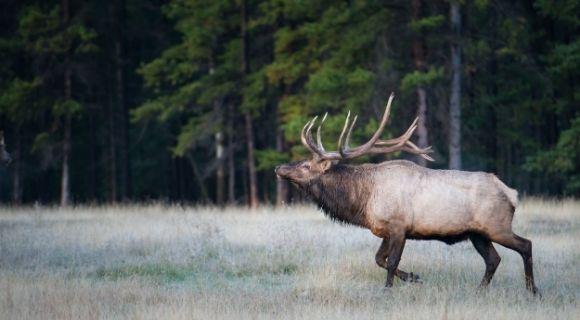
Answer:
top-left (470, 234), bottom-right (501, 288)
top-left (490, 232), bottom-right (539, 295)
top-left (375, 238), bottom-right (420, 282)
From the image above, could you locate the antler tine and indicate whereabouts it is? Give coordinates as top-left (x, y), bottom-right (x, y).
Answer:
top-left (405, 140), bottom-right (432, 153)
top-left (305, 115), bottom-right (319, 151)
top-left (341, 92), bottom-right (395, 158)
top-left (300, 118), bottom-right (313, 150)
top-left (337, 110), bottom-right (351, 153)
top-left (340, 114), bottom-right (358, 154)
top-left (374, 117), bottom-right (419, 146)
top-left (316, 113), bottom-right (328, 151)
top-left (404, 141), bottom-right (435, 161)
top-left (301, 116), bottom-right (320, 156)
top-left (366, 141), bottom-right (434, 162)
top-left (370, 116), bottom-right (433, 161)
top-left (300, 113), bottom-right (343, 161)
top-left (368, 140), bottom-right (433, 160)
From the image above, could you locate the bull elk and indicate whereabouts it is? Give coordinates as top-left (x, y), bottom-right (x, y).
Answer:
top-left (275, 93), bottom-right (539, 294)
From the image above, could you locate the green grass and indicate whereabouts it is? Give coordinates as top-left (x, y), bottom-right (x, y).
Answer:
top-left (94, 263), bottom-right (192, 282)
top-left (93, 260), bottom-right (297, 283)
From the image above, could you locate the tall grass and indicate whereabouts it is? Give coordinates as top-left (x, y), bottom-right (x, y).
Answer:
top-left (0, 200), bottom-right (578, 319)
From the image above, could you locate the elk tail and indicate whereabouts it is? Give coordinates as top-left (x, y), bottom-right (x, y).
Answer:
top-left (492, 175), bottom-right (519, 208)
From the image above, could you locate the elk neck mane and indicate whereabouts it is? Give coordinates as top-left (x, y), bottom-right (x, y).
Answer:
top-left (303, 164), bottom-right (372, 228)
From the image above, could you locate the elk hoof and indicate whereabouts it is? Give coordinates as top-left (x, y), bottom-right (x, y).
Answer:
top-left (532, 286), bottom-right (542, 298)
top-left (476, 284), bottom-right (489, 294)
top-left (408, 272), bottom-right (421, 283)
top-left (399, 272), bottom-right (421, 283)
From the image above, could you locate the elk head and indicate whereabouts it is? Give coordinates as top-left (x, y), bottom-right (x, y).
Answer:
top-left (0, 131), bottom-right (11, 165)
top-left (275, 93), bottom-right (433, 188)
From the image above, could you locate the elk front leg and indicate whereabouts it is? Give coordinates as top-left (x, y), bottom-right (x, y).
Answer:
top-left (375, 238), bottom-right (420, 282)
top-left (384, 232), bottom-right (406, 287)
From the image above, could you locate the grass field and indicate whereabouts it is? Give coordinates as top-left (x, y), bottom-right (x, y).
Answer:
top-left (0, 199), bottom-right (578, 319)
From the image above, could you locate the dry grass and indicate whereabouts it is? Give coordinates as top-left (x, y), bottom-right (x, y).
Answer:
top-left (0, 199), bottom-right (578, 319)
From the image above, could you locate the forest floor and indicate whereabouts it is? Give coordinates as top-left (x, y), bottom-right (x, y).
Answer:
top-left (0, 199), bottom-right (578, 319)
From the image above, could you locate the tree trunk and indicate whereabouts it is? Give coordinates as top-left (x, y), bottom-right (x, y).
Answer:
top-left (177, 157), bottom-right (184, 201)
top-left (209, 57), bottom-right (225, 205)
top-left (108, 62), bottom-right (117, 203)
top-left (275, 125), bottom-right (288, 206)
top-left (187, 154), bottom-right (209, 203)
top-left (61, 114), bottom-right (71, 206)
top-left (215, 131), bottom-right (225, 205)
top-left (244, 113), bottom-right (259, 208)
top-left (87, 106), bottom-right (98, 201)
top-left (227, 106), bottom-right (236, 204)
top-left (416, 87), bottom-right (428, 165)
top-left (12, 126), bottom-right (21, 204)
top-left (412, 0), bottom-right (429, 167)
top-left (241, 157), bottom-right (248, 204)
top-left (227, 104), bottom-right (236, 204)
top-left (60, 0), bottom-right (71, 206)
top-left (112, 0), bottom-right (131, 201)
top-left (449, 2), bottom-right (462, 170)
top-left (240, 0), bottom-right (258, 208)
top-left (262, 172), bottom-right (269, 203)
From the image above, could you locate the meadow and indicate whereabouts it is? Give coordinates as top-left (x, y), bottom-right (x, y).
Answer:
top-left (0, 199), bottom-right (578, 319)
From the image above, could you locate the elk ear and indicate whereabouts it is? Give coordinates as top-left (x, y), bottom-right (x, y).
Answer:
top-left (318, 159), bottom-right (333, 172)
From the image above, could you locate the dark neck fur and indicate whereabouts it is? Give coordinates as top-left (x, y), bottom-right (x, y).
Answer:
top-left (302, 165), bottom-right (371, 228)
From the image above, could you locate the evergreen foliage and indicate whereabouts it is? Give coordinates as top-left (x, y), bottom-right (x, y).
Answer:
top-left (0, 0), bottom-right (577, 204)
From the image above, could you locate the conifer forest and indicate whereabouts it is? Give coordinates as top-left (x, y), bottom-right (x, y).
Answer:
top-left (0, 0), bottom-right (578, 205)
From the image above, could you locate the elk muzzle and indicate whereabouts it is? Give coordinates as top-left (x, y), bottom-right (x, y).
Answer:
top-left (274, 165), bottom-right (290, 179)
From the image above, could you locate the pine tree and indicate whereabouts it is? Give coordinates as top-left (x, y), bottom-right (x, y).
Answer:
top-left (16, 1), bottom-right (96, 205)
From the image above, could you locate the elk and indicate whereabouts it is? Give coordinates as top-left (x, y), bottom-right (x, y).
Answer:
top-left (275, 93), bottom-right (539, 295)
top-left (0, 131), bottom-right (11, 165)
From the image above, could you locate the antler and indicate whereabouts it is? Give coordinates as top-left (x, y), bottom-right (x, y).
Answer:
top-left (301, 114), bottom-right (342, 160)
top-left (300, 92), bottom-right (434, 162)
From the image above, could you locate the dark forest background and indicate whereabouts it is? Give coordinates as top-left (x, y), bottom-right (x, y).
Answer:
top-left (0, 0), bottom-right (578, 206)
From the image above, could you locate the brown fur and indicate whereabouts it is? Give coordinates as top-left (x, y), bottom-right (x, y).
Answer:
top-left (303, 165), bottom-right (371, 228)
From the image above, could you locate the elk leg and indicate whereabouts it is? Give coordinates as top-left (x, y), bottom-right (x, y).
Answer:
top-left (470, 234), bottom-right (501, 287)
top-left (490, 232), bottom-right (539, 295)
top-left (384, 233), bottom-right (406, 287)
top-left (375, 238), bottom-right (420, 282)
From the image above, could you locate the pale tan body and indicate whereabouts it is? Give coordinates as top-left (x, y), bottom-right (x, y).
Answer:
top-left (365, 160), bottom-right (516, 241)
